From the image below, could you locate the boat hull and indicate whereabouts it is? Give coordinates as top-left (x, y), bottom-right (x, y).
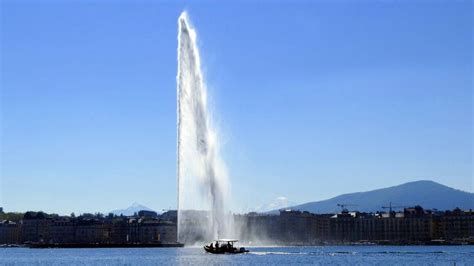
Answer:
top-left (204, 245), bottom-right (249, 254)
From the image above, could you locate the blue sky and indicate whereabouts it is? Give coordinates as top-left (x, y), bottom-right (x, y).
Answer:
top-left (1, 1), bottom-right (472, 214)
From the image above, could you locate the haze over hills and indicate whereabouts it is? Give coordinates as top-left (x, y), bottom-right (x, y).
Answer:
top-left (274, 180), bottom-right (474, 214)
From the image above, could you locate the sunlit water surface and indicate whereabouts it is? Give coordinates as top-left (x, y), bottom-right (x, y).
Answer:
top-left (1, 246), bottom-right (473, 265)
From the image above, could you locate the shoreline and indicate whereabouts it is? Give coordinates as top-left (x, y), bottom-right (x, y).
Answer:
top-left (2, 242), bottom-right (471, 249)
top-left (24, 243), bottom-right (185, 249)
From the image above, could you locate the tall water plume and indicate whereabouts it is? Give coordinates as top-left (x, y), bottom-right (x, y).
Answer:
top-left (176, 11), bottom-right (232, 244)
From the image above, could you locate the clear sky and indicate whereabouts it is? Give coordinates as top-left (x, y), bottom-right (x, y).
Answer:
top-left (1, 1), bottom-right (472, 215)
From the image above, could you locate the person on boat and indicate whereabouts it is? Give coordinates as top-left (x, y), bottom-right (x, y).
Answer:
top-left (215, 241), bottom-right (219, 251)
top-left (209, 243), bottom-right (214, 250)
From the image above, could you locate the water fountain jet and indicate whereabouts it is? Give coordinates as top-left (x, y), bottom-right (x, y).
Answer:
top-left (176, 11), bottom-right (232, 244)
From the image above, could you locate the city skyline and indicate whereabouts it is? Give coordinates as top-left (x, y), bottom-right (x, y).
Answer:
top-left (1, 1), bottom-right (472, 215)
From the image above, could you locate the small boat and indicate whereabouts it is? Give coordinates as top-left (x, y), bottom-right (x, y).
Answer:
top-left (204, 239), bottom-right (249, 254)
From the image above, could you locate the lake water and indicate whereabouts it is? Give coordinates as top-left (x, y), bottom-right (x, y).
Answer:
top-left (1, 246), bottom-right (473, 265)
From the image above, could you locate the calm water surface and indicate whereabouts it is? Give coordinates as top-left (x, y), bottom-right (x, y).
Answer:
top-left (1, 246), bottom-right (473, 265)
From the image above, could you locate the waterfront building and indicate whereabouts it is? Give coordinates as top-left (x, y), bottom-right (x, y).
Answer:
top-left (434, 208), bottom-right (474, 241)
top-left (138, 210), bottom-right (158, 218)
top-left (0, 220), bottom-right (21, 244)
top-left (22, 212), bottom-right (51, 243)
top-left (235, 206), bottom-right (472, 245)
top-left (74, 218), bottom-right (111, 244)
top-left (0, 207), bottom-right (472, 245)
top-left (329, 207), bottom-right (434, 243)
top-left (329, 211), bottom-right (357, 242)
top-left (161, 210), bottom-right (178, 223)
top-left (110, 219), bottom-right (129, 244)
top-left (278, 210), bottom-right (330, 244)
top-left (137, 219), bottom-right (177, 243)
top-left (50, 217), bottom-right (75, 244)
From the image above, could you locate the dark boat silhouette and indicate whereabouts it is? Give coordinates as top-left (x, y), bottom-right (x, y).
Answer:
top-left (204, 239), bottom-right (249, 254)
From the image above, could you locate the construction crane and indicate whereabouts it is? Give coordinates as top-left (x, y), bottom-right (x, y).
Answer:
top-left (381, 202), bottom-right (408, 213)
top-left (337, 203), bottom-right (358, 212)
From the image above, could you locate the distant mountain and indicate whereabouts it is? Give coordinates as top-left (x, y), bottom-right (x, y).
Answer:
top-left (110, 203), bottom-right (156, 216)
top-left (275, 180), bottom-right (474, 214)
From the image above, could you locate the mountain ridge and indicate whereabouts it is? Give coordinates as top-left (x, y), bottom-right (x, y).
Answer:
top-left (273, 180), bottom-right (473, 214)
top-left (110, 202), bottom-right (156, 216)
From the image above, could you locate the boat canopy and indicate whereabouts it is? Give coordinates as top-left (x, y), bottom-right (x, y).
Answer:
top-left (213, 239), bottom-right (239, 243)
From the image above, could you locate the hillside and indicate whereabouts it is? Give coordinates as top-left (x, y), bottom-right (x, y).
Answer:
top-left (281, 180), bottom-right (473, 213)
